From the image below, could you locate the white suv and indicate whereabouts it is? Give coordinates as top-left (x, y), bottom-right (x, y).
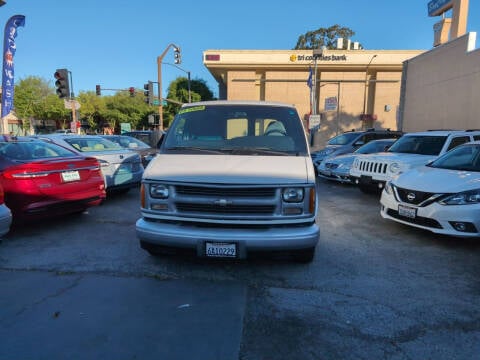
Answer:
top-left (350, 130), bottom-right (480, 193)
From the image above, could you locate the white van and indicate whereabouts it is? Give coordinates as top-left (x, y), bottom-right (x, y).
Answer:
top-left (136, 101), bottom-right (319, 262)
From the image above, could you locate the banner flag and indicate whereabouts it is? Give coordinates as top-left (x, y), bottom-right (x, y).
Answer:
top-left (1, 15), bottom-right (25, 119)
top-left (306, 66), bottom-right (313, 89)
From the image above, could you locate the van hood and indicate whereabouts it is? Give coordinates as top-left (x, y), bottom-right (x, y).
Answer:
top-left (144, 154), bottom-right (314, 184)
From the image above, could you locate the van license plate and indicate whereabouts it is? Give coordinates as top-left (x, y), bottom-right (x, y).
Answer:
top-left (398, 204), bottom-right (417, 218)
top-left (205, 242), bottom-right (237, 258)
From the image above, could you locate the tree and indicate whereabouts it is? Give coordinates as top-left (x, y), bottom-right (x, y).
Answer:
top-left (12, 74), bottom-right (215, 133)
top-left (14, 76), bottom-right (69, 130)
top-left (163, 77), bottom-right (215, 128)
top-left (294, 24), bottom-right (356, 50)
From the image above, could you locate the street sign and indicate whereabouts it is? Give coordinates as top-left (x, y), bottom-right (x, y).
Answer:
top-left (309, 115), bottom-right (321, 129)
top-left (64, 99), bottom-right (81, 110)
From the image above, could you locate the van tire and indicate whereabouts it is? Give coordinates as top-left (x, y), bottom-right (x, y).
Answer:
top-left (293, 247), bottom-right (315, 263)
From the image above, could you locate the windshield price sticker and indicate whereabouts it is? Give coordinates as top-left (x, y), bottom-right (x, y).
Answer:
top-left (398, 204), bottom-right (417, 219)
top-left (61, 170), bottom-right (81, 182)
top-left (205, 242), bottom-right (237, 258)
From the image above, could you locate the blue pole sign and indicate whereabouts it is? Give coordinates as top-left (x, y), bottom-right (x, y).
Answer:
top-left (1, 15), bottom-right (25, 119)
top-left (428, 0), bottom-right (453, 17)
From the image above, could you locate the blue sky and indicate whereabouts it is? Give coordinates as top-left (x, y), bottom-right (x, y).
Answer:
top-left (1, 0), bottom-right (479, 98)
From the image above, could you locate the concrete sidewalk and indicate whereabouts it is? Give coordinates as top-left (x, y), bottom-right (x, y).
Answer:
top-left (0, 270), bottom-right (246, 360)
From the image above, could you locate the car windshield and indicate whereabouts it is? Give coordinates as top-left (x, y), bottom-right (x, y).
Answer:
top-left (162, 104), bottom-right (308, 155)
top-left (0, 140), bottom-right (77, 160)
top-left (428, 144), bottom-right (480, 171)
top-left (354, 140), bottom-right (394, 154)
top-left (64, 137), bottom-right (123, 152)
top-left (388, 135), bottom-right (446, 155)
top-left (108, 136), bottom-right (150, 149)
top-left (326, 132), bottom-right (360, 146)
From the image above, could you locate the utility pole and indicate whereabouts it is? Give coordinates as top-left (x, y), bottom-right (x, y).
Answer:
top-left (362, 54), bottom-right (377, 129)
top-left (157, 43), bottom-right (180, 130)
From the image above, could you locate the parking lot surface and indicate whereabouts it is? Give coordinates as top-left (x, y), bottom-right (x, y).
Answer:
top-left (1, 179), bottom-right (480, 359)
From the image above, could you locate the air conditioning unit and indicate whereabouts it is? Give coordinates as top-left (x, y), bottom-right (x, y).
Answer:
top-left (336, 38), bottom-right (344, 49)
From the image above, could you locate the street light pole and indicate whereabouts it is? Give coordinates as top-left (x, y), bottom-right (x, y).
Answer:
top-left (362, 54), bottom-right (377, 128)
top-left (157, 43), bottom-right (180, 130)
top-left (162, 62), bottom-right (191, 103)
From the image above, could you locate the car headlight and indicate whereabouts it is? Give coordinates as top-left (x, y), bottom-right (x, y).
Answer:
top-left (337, 163), bottom-right (350, 170)
top-left (388, 162), bottom-right (402, 174)
top-left (439, 189), bottom-right (480, 205)
top-left (150, 184), bottom-right (169, 199)
top-left (282, 188), bottom-right (304, 202)
top-left (384, 181), bottom-right (394, 195)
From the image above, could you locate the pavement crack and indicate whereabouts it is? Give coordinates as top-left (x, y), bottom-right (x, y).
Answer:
top-left (14, 274), bottom-right (83, 318)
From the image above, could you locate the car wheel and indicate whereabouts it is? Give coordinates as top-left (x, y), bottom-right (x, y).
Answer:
top-left (292, 247), bottom-right (315, 263)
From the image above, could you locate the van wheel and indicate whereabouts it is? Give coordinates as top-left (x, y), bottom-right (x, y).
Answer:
top-left (292, 247), bottom-right (315, 263)
top-left (140, 241), bottom-right (161, 256)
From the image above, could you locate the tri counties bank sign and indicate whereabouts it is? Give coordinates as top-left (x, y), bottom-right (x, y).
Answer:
top-left (290, 54), bottom-right (348, 62)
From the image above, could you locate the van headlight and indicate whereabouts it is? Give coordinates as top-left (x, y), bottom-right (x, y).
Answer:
top-left (282, 188), bottom-right (304, 202)
top-left (439, 189), bottom-right (480, 205)
top-left (150, 184), bottom-right (169, 199)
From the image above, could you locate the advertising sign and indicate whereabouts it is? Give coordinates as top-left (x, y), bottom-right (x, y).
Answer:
top-left (428, 0), bottom-right (453, 16)
top-left (1, 15), bottom-right (25, 119)
top-left (325, 96), bottom-right (338, 111)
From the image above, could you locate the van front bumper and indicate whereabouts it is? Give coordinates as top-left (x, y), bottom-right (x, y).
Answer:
top-left (136, 218), bottom-right (320, 259)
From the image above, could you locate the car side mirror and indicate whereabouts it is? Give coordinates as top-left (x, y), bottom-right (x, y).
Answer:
top-left (157, 133), bottom-right (165, 149)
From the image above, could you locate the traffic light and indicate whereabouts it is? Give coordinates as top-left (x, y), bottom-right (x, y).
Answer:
top-left (143, 81), bottom-right (153, 105)
top-left (174, 47), bottom-right (181, 64)
top-left (96, 84), bottom-right (101, 96)
top-left (129, 87), bottom-right (135, 97)
top-left (54, 69), bottom-right (70, 99)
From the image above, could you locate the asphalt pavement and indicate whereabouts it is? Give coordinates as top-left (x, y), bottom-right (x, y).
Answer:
top-left (0, 270), bottom-right (245, 360)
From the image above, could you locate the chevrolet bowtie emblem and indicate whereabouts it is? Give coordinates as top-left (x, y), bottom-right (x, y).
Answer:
top-left (214, 199), bottom-right (232, 206)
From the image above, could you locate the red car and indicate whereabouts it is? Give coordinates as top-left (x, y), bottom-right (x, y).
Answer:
top-left (0, 136), bottom-right (106, 222)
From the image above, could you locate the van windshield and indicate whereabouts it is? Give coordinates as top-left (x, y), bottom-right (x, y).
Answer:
top-left (162, 104), bottom-right (309, 156)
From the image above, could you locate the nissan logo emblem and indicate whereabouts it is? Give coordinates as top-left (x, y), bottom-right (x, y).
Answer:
top-left (407, 192), bottom-right (416, 201)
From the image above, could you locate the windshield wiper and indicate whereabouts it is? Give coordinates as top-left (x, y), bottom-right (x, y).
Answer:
top-left (165, 146), bottom-right (225, 154)
top-left (221, 147), bottom-right (290, 156)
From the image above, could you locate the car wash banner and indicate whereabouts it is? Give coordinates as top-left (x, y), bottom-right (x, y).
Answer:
top-left (1, 15), bottom-right (25, 119)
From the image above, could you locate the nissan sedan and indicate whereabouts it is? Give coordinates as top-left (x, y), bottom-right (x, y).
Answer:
top-left (381, 141), bottom-right (480, 237)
